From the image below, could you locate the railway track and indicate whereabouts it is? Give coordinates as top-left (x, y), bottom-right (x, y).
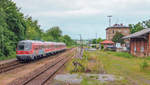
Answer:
top-left (0, 60), bottom-right (25, 74)
top-left (24, 55), bottom-right (71, 85)
top-left (0, 49), bottom-right (70, 74)
top-left (8, 48), bottom-right (75, 85)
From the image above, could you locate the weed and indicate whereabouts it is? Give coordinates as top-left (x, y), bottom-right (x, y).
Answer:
top-left (140, 60), bottom-right (149, 70)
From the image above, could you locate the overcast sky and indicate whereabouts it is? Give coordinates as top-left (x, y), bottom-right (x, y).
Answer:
top-left (12, 0), bottom-right (150, 40)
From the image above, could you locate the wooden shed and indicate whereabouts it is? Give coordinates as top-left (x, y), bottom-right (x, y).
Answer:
top-left (123, 28), bottom-right (150, 57)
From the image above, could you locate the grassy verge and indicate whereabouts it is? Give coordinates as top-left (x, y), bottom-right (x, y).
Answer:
top-left (0, 52), bottom-right (16, 61)
top-left (65, 50), bottom-right (150, 85)
top-left (65, 51), bottom-right (103, 74)
top-left (97, 51), bottom-right (150, 85)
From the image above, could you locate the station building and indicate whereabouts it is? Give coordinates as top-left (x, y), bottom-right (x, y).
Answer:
top-left (123, 28), bottom-right (150, 57)
top-left (106, 24), bottom-right (130, 44)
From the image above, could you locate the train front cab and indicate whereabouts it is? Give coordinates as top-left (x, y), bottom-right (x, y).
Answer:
top-left (16, 42), bottom-right (34, 61)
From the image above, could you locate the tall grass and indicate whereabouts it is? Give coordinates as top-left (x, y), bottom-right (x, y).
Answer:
top-left (107, 51), bottom-right (134, 58)
top-left (140, 60), bottom-right (149, 71)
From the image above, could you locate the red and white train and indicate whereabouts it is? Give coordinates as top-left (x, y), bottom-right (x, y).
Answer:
top-left (16, 40), bottom-right (66, 61)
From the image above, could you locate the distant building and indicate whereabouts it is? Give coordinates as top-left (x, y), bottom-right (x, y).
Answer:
top-left (106, 24), bottom-right (130, 41)
top-left (123, 28), bottom-right (150, 57)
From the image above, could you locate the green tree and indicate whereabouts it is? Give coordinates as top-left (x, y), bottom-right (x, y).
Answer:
top-left (0, 0), bottom-right (26, 56)
top-left (62, 35), bottom-right (73, 46)
top-left (25, 17), bottom-right (42, 40)
top-left (112, 32), bottom-right (124, 44)
top-left (91, 38), bottom-right (104, 44)
top-left (129, 22), bottom-right (144, 34)
top-left (92, 39), bottom-right (97, 44)
top-left (143, 19), bottom-right (150, 28)
top-left (0, 0), bottom-right (76, 58)
top-left (0, 0), bottom-right (43, 57)
top-left (97, 38), bottom-right (103, 43)
top-left (45, 26), bottom-right (62, 41)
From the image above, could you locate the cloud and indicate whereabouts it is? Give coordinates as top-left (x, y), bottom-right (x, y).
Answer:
top-left (13, 0), bottom-right (150, 17)
top-left (31, 8), bottom-right (101, 17)
top-left (12, 0), bottom-right (150, 39)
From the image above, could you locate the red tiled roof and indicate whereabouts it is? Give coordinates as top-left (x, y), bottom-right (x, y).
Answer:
top-left (100, 40), bottom-right (114, 44)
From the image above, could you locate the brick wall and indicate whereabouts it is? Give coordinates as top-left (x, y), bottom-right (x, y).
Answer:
top-left (106, 27), bottom-right (130, 41)
top-left (130, 34), bottom-right (149, 57)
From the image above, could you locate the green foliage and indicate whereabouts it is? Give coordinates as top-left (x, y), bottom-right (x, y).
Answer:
top-left (112, 32), bottom-right (124, 44)
top-left (43, 27), bottom-right (76, 46)
top-left (129, 23), bottom-right (144, 34)
top-left (25, 17), bottom-right (42, 40)
top-left (129, 19), bottom-right (150, 34)
top-left (61, 35), bottom-right (75, 46)
top-left (97, 38), bottom-right (104, 43)
top-left (44, 26), bottom-right (62, 42)
top-left (92, 38), bottom-right (104, 44)
top-left (108, 51), bottom-right (134, 58)
top-left (101, 44), bottom-right (104, 49)
top-left (140, 60), bottom-right (149, 70)
top-left (0, 52), bottom-right (16, 61)
top-left (0, 0), bottom-right (25, 57)
top-left (145, 57), bottom-right (150, 60)
top-left (91, 45), bottom-right (96, 48)
top-left (92, 39), bottom-right (97, 44)
top-left (143, 20), bottom-right (150, 28)
top-left (0, 0), bottom-right (75, 59)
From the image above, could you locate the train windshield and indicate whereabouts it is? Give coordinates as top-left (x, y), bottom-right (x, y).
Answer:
top-left (18, 45), bottom-right (24, 50)
top-left (17, 43), bottom-right (31, 51)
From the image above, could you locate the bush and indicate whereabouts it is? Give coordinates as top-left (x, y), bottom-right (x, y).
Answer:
top-left (140, 60), bottom-right (149, 70)
top-left (92, 45), bottom-right (96, 48)
top-left (0, 51), bottom-right (16, 61)
top-left (101, 45), bottom-right (104, 49)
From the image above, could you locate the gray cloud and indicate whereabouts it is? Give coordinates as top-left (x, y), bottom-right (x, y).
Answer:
top-left (12, 0), bottom-right (150, 39)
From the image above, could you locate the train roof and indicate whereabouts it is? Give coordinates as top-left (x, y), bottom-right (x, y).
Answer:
top-left (19, 40), bottom-right (66, 45)
top-left (19, 40), bottom-right (43, 43)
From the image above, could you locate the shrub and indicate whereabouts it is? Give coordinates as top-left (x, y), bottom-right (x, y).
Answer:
top-left (140, 60), bottom-right (149, 70)
top-left (101, 45), bottom-right (104, 49)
